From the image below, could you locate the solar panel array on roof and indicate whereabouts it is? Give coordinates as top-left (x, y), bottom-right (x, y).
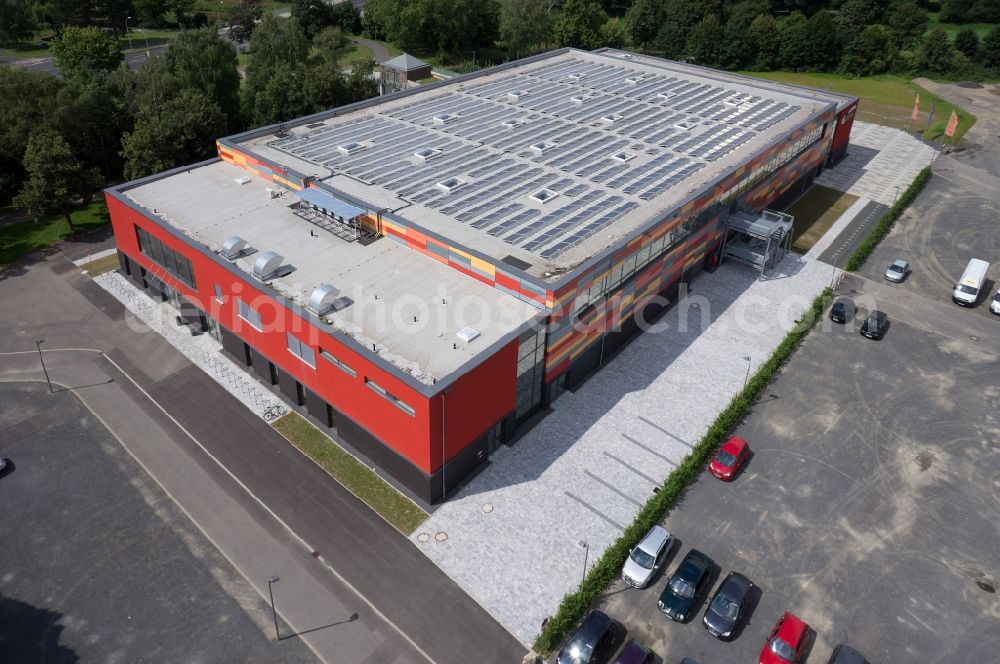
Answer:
top-left (266, 54), bottom-right (804, 261)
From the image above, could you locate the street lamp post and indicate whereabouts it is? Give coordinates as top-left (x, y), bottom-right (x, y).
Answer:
top-left (125, 16), bottom-right (133, 52)
top-left (266, 576), bottom-right (280, 641)
top-left (35, 338), bottom-right (53, 393)
top-left (742, 355), bottom-right (752, 391)
top-left (578, 540), bottom-right (589, 583)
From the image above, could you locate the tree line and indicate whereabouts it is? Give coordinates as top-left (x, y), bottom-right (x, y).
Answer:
top-left (363, 0), bottom-right (1000, 77)
top-left (1, 6), bottom-right (376, 228)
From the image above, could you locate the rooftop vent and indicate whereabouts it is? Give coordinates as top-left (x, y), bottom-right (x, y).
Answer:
top-left (567, 73), bottom-right (585, 81)
top-left (657, 92), bottom-right (674, 101)
top-left (337, 142), bottom-right (364, 155)
top-left (570, 94), bottom-right (590, 105)
top-left (308, 283), bottom-right (340, 316)
top-left (601, 113), bottom-right (624, 124)
top-left (235, 176), bottom-right (251, 185)
top-left (612, 151), bottom-right (635, 163)
top-left (530, 188), bottom-right (560, 204)
top-left (413, 147), bottom-right (442, 162)
top-left (220, 236), bottom-right (247, 260)
top-left (436, 177), bottom-right (466, 193)
top-left (501, 117), bottom-right (526, 129)
top-left (253, 251), bottom-right (285, 281)
top-left (456, 327), bottom-right (480, 343)
top-left (507, 90), bottom-right (530, 102)
top-left (674, 120), bottom-right (696, 132)
top-left (530, 141), bottom-right (555, 154)
top-left (619, 53), bottom-right (635, 60)
top-left (624, 75), bottom-right (645, 85)
top-left (432, 113), bottom-right (459, 124)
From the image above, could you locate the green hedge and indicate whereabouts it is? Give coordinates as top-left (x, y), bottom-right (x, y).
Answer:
top-left (844, 166), bottom-right (932, 272)
top-left (533, 287), bottom-right (834, 655)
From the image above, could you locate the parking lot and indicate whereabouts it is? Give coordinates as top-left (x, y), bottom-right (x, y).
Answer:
top-left (857, 171), bottom-right (1000, 320)
top-left (0, 382), bottom-right (315, 664)
top-left (597, 296), bottom-right (1000, 663)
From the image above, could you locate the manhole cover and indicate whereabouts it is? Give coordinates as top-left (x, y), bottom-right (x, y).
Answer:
top-left (482, 503), bottom-right (494, 513)
top-left (976, 580), bottom-right (996, 593)
top-left (416, 532), bottom-right (430, 543)
top-left (970, 335), bottom-right (979, 341)
top-left (434, 531), bottom-right (448, 542)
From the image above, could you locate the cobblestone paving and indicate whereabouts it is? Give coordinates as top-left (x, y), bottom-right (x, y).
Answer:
top-left (412, 255), bottom-right (832, 646)
top-left (815, 121), bottom-right (937, 206)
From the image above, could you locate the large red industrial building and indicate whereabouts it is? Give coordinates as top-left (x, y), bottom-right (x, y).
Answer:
top-left (106, 48), bottom-right (857, 503)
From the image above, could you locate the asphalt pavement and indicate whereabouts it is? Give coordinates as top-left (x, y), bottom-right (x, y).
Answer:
top-left (0, 245), bottom-right (526, 663)
top-left (0, 45), bottom-right (168, 75)
top-left (597, 283), bottom-right (1000, 663)
top-left (0, 382), bottom-right (317, 664)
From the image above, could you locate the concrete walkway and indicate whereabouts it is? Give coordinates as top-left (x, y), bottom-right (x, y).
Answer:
top-left (814, 121), bottom-right (937, 206)
top-left (351, 36), bottom-right (393, 64)
top-left (413, 255), bottom-right (833, 646)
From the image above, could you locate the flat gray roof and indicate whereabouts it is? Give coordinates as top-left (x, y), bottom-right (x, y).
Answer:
top-left (125, 161), bottom-right (540, 384)
top-left (240, 49), bottom-right (839, 278)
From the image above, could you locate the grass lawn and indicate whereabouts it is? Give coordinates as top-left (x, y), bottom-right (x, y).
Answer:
top-left (785, 185), bottom-right (859, 253)
top-left (740, 71), bottom-right (976, 142)
top-left (0, 40), bottom-right (49, 58)
top-left (80, 253), bottom-right (120, 276)
top-left (925, 12), bottom-right (998, 39)
top-left (339, 41), bottom-right (375, 67)
top-left (272, 411), bottom-right (428, 535)
top-left (0, 200), bottom-right (110, 266)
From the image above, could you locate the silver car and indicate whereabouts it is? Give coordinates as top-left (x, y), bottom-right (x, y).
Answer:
top-left (621, 525), bottom-right (672, 588)
top-left (884, 259), bottom-right (909, 282)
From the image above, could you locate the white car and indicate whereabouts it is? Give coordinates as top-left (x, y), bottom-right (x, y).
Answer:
top-left (991, 288), bottom-right (1000, 315)
top-left (621, 525), bottom-right (672, 588)
top-left (884, 259), bottom-right (909, 283)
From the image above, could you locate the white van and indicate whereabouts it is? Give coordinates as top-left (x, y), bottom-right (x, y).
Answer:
top-left (952, 258), bottom-right (990, 306)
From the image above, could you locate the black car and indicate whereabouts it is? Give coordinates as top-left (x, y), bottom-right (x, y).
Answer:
top-left (702, 571), bottom-right (753, 640)
top-left (657, 549), bottom-right (714, 623)
top-left (558, 610), bottom-right (617, 664)
top-left (859, 310), bottom-right (888, 339)
top-left (829, 298), bottom-right (854, 324)
top-left (828, 644), bottom-right (867, 663)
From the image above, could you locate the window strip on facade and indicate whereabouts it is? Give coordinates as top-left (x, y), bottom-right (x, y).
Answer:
top-left (320, 349), bottom-right (357, 377)
top-left (365, 378), bottom-right (415, 416)
top-left (135, 226), bottom-right (196, 289)
top-left (236, 298), bottom-right (263, 330)
top-left (286, 332), bottom-right (316, 368)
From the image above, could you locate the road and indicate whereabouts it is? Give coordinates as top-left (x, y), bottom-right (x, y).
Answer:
top-left (0, 242), bottom-right (525, 663)
top-left (0, 44), bottom-right (168, 76)
top-left (351, 36), bottom-right (394, 64)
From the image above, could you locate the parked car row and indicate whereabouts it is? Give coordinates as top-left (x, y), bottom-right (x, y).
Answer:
top-left (830, 297), bottom-right (889, 340)
top-left (884, 255), bottom-right (999, 314)
top-left (557, 430), bottom-right (869, 664)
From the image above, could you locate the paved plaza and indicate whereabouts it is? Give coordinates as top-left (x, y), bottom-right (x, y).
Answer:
top-left (814, 121), bottom-right (937, 206)
top-left (412, 255), bottom-right (832, 645)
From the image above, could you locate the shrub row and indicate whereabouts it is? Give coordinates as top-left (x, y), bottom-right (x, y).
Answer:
top-left (844, 166), bottom-right (932, 273)
top-left (533, 287), bottom-right (834, 655)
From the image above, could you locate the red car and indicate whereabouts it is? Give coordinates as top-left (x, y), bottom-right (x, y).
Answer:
top-left (708, 435), bottom-right (750, 481)
top-left (759, 612), bottom-right (810, 664)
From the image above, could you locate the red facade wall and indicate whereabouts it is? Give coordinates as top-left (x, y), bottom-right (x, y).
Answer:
top-left (429, 337), bottom-right (518, 470)
top-left (107, 193), bottom-right (461, 474)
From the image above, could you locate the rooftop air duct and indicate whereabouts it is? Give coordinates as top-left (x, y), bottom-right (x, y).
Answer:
top-left (253, 251), bottom-right (284, 281)
top-left (308, 284), bottom-right (340, 316)
top-left (220, 236), bottom-right (247, 260)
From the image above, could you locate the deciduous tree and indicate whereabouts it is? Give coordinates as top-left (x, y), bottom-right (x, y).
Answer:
top-left (685, 14), bottom-right (723, 66)
top-left (501, 0), bottom-right (553, 58)
top-left (916, 28), bottom-right (958, 73)
top-left (50, 25), bottom-right (123, 83)
top-left (747, 13), bottom-right (780, 70)
top-left (229, 0), bottom-right (263, 43)
top-left (554, 0), bottom-right (607, 50)
top-left (122, 90), bottom-right (227, 179)
top-left (624, 0), bottom-right (662, 51)
top-left (15, 127), bottom-right (101, 231)
top-left (953, 28), bottom-right (979, 60)
top-left (165, 28), bottom-right (242, 131)
top-left (888, 1), bottom-right (928, 49)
